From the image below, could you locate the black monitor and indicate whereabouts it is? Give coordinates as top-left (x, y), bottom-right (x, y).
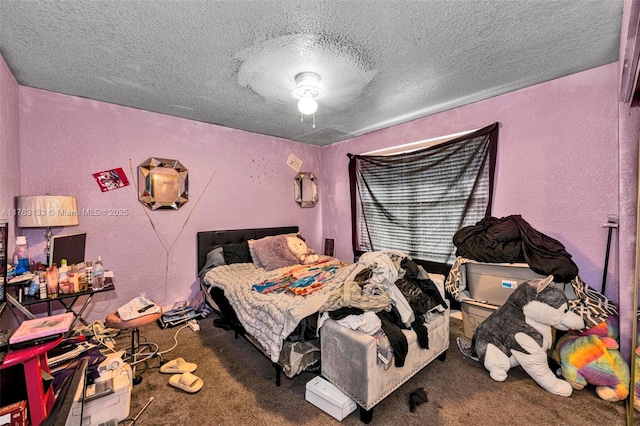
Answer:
top-left (49, 232), bottom-right (87, 267)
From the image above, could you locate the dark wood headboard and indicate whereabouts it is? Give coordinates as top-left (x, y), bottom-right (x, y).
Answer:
top-left (196, 226), bottom-right (298, 274)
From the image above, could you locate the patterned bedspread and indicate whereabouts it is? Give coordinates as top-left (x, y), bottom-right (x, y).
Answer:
top-left (202, 259), bottom-right (357, 362)
top-left (252, 258), bottom-right (348, 296)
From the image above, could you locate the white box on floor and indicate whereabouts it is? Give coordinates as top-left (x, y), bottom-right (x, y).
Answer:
top-left (305, 376), bottom-right (357, 421)
top-left (460, 300), bottom-right (499, 339)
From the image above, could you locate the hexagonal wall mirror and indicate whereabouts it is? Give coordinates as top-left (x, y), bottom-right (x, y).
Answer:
top-left (138, 157), bottom-right (189, 210)
top-left (294, 172), bottom-right (318, 208)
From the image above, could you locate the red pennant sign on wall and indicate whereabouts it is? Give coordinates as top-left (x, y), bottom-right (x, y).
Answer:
top-left (93, 167), bottom-right (130, 192)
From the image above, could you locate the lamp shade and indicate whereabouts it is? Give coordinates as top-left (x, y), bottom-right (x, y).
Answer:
top-left (16, 195), bottom-right (79, 228)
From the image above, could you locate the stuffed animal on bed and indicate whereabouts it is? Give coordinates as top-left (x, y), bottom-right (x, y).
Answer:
top-left (472, 275), bottom-right (585, 396)
top-left (552, 316), bottom-right (629, 402)
top-left (286, 236), bottom-right (320, 265)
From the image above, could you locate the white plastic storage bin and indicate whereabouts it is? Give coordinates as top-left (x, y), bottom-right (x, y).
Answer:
top-left (462, 262), bottom-right (547, 306)
top-left (305, 376), bottom-right (357, 421)
top-left (460, 300), bottom-right (499, 339)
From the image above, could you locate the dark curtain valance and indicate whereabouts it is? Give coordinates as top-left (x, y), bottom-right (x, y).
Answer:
top-left (348, 122), bottom-right (498, 269)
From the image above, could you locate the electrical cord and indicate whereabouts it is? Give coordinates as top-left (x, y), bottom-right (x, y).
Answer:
top-left (126, 342), bottom-right (160, 366)
top-left (158, 324), bottom-right (190, 355)
top-left (91, 320), bottom-right (119, 353)
top-left (125, 324), bottom-right (190, 367)
top-left (118, 396), bottom-right (154, 426)
top-left (86, 320), bottom-right (191, 370)
top-left (87, 320), bottom-right (153, 365)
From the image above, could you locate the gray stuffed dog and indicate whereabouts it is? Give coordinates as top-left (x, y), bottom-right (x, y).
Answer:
top-left (470, 275), bottom-right (585, 396)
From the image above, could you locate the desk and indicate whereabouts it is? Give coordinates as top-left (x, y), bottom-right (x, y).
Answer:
top-left (4, 284), bottom-right (115, 329)
top-left (0, 337), bottom-right (62, 426)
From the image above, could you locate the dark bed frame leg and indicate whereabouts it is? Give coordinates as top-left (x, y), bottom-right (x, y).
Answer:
top-left (272, 363), bottom-right (282, 387)
top-left (359, 407), bottom-right (374, 424)
top-left (438, 350), bottom-right (447, 361)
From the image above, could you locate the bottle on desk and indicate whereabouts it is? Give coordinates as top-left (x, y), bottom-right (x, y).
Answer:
top-left (12, 236), bottom-right (30, 275)
top-left (58, 259), bottom-right (70, 294)
top-left (58, 259), bottom-right (69, 281)
top-left (46, 264), bottom-right (59, 298)
top-left (84, 261), bottom-right (93, 290)
top-left (68, 264), bottom-right (79, 293)
top-left (38, 271), bottom-right (47, 299)
top-left (92, 256), bottom-right (105, 291)
top-left (77, 264), bottom-right (88, 292)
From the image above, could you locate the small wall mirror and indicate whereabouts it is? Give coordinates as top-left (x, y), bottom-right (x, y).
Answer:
top-left (138, 158), bottom-right (189, 210)
top-left (294, 172), bottom-right (318, 208)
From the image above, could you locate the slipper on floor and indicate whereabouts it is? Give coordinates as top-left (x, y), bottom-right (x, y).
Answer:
top-left (169, 372), bottom-right (203, 393)
top-left (160, 357), bottom-right (197, 374)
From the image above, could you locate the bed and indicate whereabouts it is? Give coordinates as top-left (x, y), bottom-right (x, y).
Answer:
top-left (197, 226), bottom-right (350, 381)
top-left (197, 226), bottom-right (450, 422)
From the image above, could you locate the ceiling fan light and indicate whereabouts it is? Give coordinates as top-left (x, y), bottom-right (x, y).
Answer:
top-left (298, 98), bottom-right (318, 115)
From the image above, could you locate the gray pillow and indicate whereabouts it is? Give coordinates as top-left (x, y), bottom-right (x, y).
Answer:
top-left (198, 246), bottom-right (226, 278)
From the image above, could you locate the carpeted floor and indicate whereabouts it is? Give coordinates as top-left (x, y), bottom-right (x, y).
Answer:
top-left (112, 316), bottom-right (633, 426)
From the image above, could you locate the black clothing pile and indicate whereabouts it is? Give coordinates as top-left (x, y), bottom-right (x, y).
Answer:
top-left (453, 215), bottom-right (579, 282)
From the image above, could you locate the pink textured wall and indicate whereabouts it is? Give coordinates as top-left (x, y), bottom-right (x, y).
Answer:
top-left (321, 63), bottom-right (620, 301)
top-left (2, 58), bottom-right (630, 344)
top-left (17, 88), bottom-right (322, 321)
top-left (0, 55), bottom-right (21, 244)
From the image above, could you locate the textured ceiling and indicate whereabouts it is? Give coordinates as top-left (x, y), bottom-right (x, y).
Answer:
top-left (0, 1), bottom-right (623, 146)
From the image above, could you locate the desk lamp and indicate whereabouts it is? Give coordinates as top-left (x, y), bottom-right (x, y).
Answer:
top-left (16, 195), bottom-right (79, 259)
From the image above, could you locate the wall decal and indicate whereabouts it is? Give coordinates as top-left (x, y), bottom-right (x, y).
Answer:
top-left (249, 157), bottom-right (276, 185)
top-left (287, 153), bottom-right (302, 172)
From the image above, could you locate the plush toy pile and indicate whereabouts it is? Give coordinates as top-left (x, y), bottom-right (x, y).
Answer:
top-left (470, 275), bottom-right (585, 396)
top-left (552, 316), bottom-right (630, 402)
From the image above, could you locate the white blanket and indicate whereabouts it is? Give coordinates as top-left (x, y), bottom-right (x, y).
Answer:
top-left (203, 261), bottom-right (358, 362)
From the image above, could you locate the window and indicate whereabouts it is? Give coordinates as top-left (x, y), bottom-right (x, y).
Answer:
top-left (348, 122), bottom-right (498, 271)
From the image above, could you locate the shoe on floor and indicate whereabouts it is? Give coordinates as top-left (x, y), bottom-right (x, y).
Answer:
top-left (456, 337), bottom-right (479, 361)
top-left (169, 372), bottom-right (203, 393)
top-left (160, 357), bottom-right (197, 374)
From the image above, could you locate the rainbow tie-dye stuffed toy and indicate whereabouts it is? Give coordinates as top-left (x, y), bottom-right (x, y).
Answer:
top-left (634, 342), bottom-right (640, 410)
top-left (552, 316), bottom-right (630, 402)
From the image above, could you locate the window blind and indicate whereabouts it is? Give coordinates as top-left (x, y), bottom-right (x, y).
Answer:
top-left (348, 122), bottom-right (498, 269)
